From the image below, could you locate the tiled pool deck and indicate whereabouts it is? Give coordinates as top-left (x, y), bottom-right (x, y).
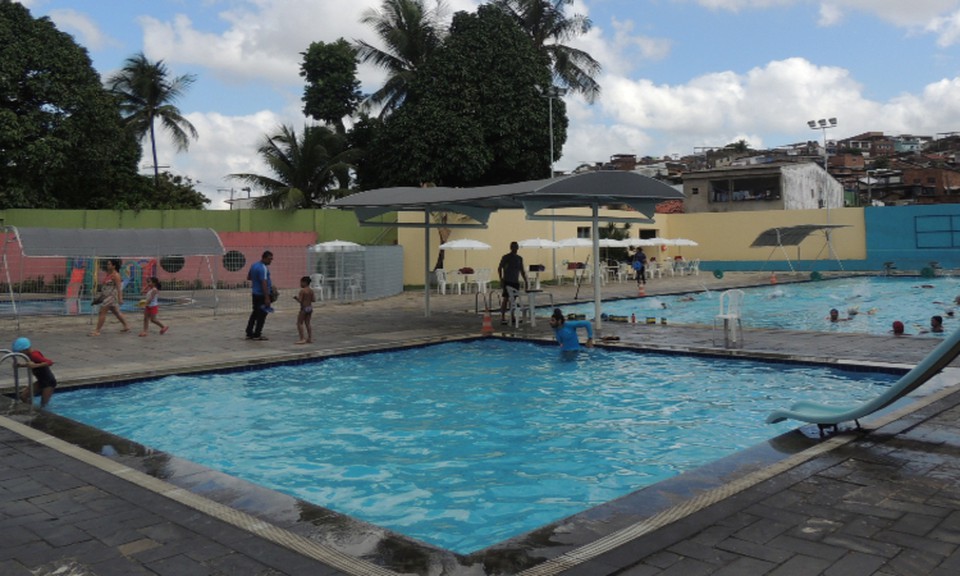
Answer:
top-left (4, 272), bottom-right (960, 575)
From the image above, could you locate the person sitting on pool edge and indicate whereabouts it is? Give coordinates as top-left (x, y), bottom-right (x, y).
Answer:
top-left (550, 308), bottom-right (594, 358)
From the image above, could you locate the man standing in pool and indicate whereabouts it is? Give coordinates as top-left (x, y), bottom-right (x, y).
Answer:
top-left (497, 241), bottom-right (528, 325)
top-left (245, 250), bottom-right (274, 340)
top-left (550, 308), bottom-right (594, 359)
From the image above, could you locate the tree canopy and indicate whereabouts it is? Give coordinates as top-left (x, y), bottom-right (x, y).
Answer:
top-left (0, 1), bottom-right (146, 209)
top-left (107, 53), bottom-right (199, 187)
top-left (359, 4), bottom-right (566, 188)
top-left (354, 0), bottom-right (447, 117)
top-left (228, 124), bottom-right (357, 209)
top-left (300, 39), bottom-right (363, 133)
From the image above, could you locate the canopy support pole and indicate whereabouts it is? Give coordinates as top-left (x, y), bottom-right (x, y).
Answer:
top-left (424, 210), bottom-right (431, 317)
top-left (592, 204), bottom-right (602, 333)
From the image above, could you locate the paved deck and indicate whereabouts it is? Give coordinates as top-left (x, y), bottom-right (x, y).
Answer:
top-left (3, 272), bottom-right (960, 575)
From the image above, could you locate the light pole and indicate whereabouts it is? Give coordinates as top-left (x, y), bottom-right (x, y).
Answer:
top-left (807, 118), bottom-right (837, 209)
top-left (808, 117), bottom-right (838, 260)
top-left (543, 86), bottom-right (567, 282)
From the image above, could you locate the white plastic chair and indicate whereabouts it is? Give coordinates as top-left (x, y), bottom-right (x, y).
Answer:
top-left (713, 289), bottom-right (745, 348)
top-left (688, 259), bottom-right (701, 276)
top-left (505, 286), bottom-right (526, 328)
top-left (435, 269), bottom-right (449, 295)
top-left (473, 268), bottom-right (491, 293)
top-left (346, 274), bottom-right (363, 300)
top-left (309, 273), bottom-right (327, 301)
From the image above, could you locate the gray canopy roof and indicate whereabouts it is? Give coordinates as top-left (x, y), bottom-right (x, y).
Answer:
top-left (329, 171), bottom-right (685, 325)
top-left (6, 227), bottom-right (225, 257)
top-left (751, 224), bottom-right (849, 248)
top-left (329, 171), bottom-right (684, 225)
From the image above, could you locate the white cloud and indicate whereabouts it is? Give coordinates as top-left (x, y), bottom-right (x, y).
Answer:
top-left (154, 109), bottom-right (291, 208)
top-left (47, 8), bottom-right (119, 50)
top-left (817, 3), bottom-right (843, 26)
top-left (926, 9), bottom-right (960, 46)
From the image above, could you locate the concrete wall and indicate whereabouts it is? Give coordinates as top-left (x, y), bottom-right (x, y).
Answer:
top-left (6, 203), bottom-right (960, 287)
top-left (0, 208), bottom-right (396, 246)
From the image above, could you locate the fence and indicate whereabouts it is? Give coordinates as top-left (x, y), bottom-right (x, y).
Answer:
top-left (0, 244), bottom-right (405, 322)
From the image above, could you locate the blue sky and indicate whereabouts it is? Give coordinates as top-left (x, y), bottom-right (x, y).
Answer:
top-left (18, 0), bottom-right (960, 208)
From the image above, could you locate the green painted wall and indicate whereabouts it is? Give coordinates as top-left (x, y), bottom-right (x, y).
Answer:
top-left (0, 209), bottom-right (398, 245)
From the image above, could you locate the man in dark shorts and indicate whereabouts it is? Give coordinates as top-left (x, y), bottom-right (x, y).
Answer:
top-left (498, 241), bottom-right (528, 324)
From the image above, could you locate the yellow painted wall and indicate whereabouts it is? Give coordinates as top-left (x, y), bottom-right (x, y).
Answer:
top-left (398, 207), bottom-right (866, 285)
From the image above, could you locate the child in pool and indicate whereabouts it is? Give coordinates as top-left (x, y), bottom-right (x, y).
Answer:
top-left (12, 337), bottom-right (57, 407)
top-left (294, 275), bottom-right (315, 344)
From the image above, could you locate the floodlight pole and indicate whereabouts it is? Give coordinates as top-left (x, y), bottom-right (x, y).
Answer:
top-left (543, 86), bottom-right (567, 282)
top-left (808, 117), bottom-right (838, 261)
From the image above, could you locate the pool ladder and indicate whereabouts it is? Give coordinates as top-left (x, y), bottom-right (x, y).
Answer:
top-left (0, 349), bottom-right (34, 407)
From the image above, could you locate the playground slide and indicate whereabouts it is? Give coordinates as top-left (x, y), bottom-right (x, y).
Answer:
top-left (766, 327), bottom-right (960, 426)
top-left (65, 268), bottom-right (85, 315)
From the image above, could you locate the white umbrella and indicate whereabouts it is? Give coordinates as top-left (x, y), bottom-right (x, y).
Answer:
top-left (439, 238), bottom-right (491, 267)
top-left (309, 239), bottom-right (365, 252)
top-left (623, 237), bottom-right (659, 247)
top-left (672, 238), bottom-right (699, 247)
top-left (597, 238), bottom-right (627, 247)
top-left (517, 237), bottom-right (560, 249)
top-left (558, 237), bottom-right (593, 248)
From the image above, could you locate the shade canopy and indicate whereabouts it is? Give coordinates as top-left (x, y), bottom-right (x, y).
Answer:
top-left (751, 225), bottom-right (849, 247)
top-left (6, 227), bottom-right (225, 257)
top-left (558, 237), bottom-right (593, 248)
top-left (329, 171), bottom-right (684, 226)
top-left (329, 171), bottom-right (685, 325)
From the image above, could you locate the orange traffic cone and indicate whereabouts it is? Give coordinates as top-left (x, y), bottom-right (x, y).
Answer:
top-left (481, 311), bottom-right (493, 335)
top-left (770, 272), bottom-right (778, 285)
top-left (638, 284), bottom-right (646, 297)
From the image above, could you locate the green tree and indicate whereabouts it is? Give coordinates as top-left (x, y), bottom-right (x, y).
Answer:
top-left (229, 124), bottom-right (357, 209)
top-left (355, 0), bottom-right (447, 116)
top-left (493, 0), bottom-right (601, 103)
top-left (362, 4), bottom-right (564, 188)
top-left (137, 173), bottom-right (210, 209)
top-left (0, 1), bottom-right (144, 209)
top-left (300, 39), bottom-right (363, 134)
top-left (107, 52), bottom-right (198, 186)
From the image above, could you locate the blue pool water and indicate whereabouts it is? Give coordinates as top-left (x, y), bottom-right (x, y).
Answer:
top-left (562, 276), bottom-right (960, 336)
top-left (51, 339), bottom-right (900, 554)
top-left (0, 297), bottom-right (177, 315)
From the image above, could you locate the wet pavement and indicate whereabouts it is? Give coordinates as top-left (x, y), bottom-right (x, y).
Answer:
top-left (3, 272), bottom-right (960, 575)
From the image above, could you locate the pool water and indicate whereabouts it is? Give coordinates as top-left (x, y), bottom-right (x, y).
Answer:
top-left (0, 297), bottom-right (176, 315)
top-left (51, 339), bottom-right (899, 554)
top-left (561, 276), bottom-right (960, 336)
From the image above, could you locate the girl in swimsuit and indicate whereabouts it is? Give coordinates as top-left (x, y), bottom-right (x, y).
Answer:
top-left (294, 275), bottom-right (315, 344)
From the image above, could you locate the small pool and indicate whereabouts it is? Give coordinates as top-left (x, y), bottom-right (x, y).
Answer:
top-left (51, 339), bottom-right (900, 554)
top-left (0, 297), bottom-right (183, 316)
top-left (561, 276), bottom-right (960, 336)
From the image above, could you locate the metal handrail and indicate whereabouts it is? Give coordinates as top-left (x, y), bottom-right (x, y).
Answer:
top-left (0, 349), bottom-right (34, 405)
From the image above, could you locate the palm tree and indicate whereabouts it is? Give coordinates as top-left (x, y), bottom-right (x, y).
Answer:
top-left (107, 53), bottom-right (198, 186)
top-left (229, 124), bottom-right (357, 209)
top-left (493, 0), bottom-right (601, 103)
top-left (354, 0), bottom-right (447, 116)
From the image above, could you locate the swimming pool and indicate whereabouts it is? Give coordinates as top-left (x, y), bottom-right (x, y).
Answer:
top-left (0, 297), bottom-right (183, 316)
top-left (562, 275), bottom-right (960, 336)
top-left (50, 339), bottom-right (900, 554)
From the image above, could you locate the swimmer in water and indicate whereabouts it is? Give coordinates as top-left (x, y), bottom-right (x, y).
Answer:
top-left (828, 308), bottom-right (850, 322)
top-left (550, 308), bottom-right (594, 359)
